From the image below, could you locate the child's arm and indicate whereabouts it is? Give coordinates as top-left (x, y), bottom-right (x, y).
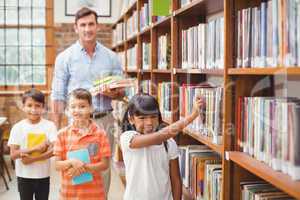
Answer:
top-left (169, 158), bottom-right (182, 200)
top-left (84, 157), bottom-right (109, 172)
top-left (129, 97), bottom-right (204, 149)
top-left (10, 144), bottom-right (43, 160)
top-left (20, 142), bottom-right (54, 165)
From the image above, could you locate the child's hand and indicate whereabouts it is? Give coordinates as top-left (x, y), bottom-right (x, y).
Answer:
top-left (66, 166), bottom-right (86, 177)
top-left (192, 96), bottom-right (205, 115)
top-left (21, 155), bottom-right (35, 165)
top-left (34, 141), bottom-right (49, 153)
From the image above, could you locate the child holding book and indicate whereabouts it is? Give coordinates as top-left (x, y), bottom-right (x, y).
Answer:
top-left (8, 89), bottom-right (57, 200)
top-left (54, 88), bottom-right (111, 200)
top-left (120, 93), bottom-right (204, 200)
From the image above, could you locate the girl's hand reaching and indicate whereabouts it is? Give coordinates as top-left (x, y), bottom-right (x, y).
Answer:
top-left (192, 96), bottom-right (205, 116)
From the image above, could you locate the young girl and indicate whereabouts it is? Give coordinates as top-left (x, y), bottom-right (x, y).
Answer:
top-left (53, 88), bottom-right (111, 200)
top-left (120, 93), bottom-right (204, 200)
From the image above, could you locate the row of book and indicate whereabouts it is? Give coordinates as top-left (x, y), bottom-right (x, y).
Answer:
top-left (113, 22), bottom-right (125, 46)
top-left (127, 44), bottom-right (137, 70)
top-left (236, 0), bottom-right (300, 68)
top-left (179, 84), bottom-right (223, 144)
top-left (140, 2), bottom-right (152, 31)
top-left (142, 42), bottom-right (150, 70)
top-left (126, 11), bottom-right (138, 39)
top-left (141, 80), bottom-right (151, 94)
top-left (157, 82), bottom-right (172, 120)
top-left (236, 97), bottom-right (300, 180)
top-left (178, 145), bottom-right (222, 200)
top-left (182, 16), bottom-right (224, 70)
top-left (241, 181), bottom-right (295, 199)
top-left (158, 33), bottom-right (171, 70)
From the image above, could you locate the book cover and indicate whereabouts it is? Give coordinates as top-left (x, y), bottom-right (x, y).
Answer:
top-left (152, 0), bottom-right (170, 16)
top-left (67, 148), bottom-right (93, 185)
top-left (27, 133), bottom-right (46, 157)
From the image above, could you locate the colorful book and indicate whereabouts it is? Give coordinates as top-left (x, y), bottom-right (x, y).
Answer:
top-left (27, 133), bottom-right (46, 157)
top-left (152, 0), bottom-right (171, 16)
top-left (67, 148), bottom-right (93, 185)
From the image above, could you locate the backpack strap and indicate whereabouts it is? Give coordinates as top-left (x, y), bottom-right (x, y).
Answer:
top-left (163, 140), bottom-right (168, 153)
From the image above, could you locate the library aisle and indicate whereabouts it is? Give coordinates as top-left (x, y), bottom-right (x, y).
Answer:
top-left (0, 156), bottom-right (125, 200)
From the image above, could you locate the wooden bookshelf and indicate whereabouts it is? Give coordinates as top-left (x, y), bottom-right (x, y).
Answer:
top-left (183, 128), bottom-right (223, 154)
top-left (111, 0), bottom-right (300, 199)
top-left (228, 67), bottom-right (300, 75)
top-left (229, 152), bottom-right (300, 199)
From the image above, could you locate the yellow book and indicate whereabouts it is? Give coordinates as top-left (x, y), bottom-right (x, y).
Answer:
top-left (27, 133), bottom-right (46, 157)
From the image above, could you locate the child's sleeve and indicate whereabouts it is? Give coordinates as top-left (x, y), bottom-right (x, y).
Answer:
top-left (53, 131), bottom-right (64, 159)
top-left (167, 138), bottom-right (179, 160)
top-left (48, 122), bottom-right (58, 143)
top-left (99, 133), bottom-right (111, 158)
top-left (120, 130), bottom-right (139, 151)
top-left (7, 124), bottom-right (21, 146)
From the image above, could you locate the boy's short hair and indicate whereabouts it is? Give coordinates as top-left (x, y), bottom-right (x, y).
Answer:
top-left (69, 88), bottom-right (92, 105)
top-left (75, 7), bottom-right (98, 24)
top-left (22, 88), bottom-right (45, 105)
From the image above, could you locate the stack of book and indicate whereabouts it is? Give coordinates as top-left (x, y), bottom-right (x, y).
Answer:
top-left (142, 43), bottom-right (150, 70)
top-left (127, 44), bottom-right (138, 70)
top-left (157, 82), bottom-right (172, 120)
top-left (157, 33), bottom-right (171, 70)
top-left (127, 11), bottom-right (138, 38)
top-left (140, 2), bottom-right (152, 30)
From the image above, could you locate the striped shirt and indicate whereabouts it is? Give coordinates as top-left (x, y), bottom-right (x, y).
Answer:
top-left (53, 121), bottom-right (111, 200)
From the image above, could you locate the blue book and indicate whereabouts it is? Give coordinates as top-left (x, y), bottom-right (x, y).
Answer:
top-left (67, 148), bottom-right (93, 185)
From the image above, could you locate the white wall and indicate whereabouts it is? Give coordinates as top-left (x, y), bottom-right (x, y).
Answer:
top-left (54, 0), bottom-right (123, 24)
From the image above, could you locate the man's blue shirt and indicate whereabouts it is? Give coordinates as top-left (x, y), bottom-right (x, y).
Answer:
top-left (51, 41), bottom-right (122, 112)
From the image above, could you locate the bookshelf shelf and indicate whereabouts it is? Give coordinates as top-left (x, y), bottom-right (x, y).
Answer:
top-left (139, 26), bottom-right (151, 36)
top-left (152, 16), bottom-right (171, 29)
top-left (126, 34), bottom-right (138, 44)
top-left (175, 68), bottom-right (224, 75)
top-left (229, 152), bottom-right (300, 199)
top-left (140, 69), bottom-right (151, 73)
top-left (126, 69), bottom-right (138, 73)
top-left (228, 67), bottom-right (300, 75)
top-left (152, 69), bottom-right (171, 74)
top-left (174, 0), bottom-right (224, 17)
top-left (183, 128), bottom-right (223, 155)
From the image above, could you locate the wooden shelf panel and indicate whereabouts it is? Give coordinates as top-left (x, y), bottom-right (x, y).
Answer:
top-left (126, 69), bottom-right (138, 73)
top-left (228, 67), bottom-right (300, 75)
top-left (183, 128), bottom-right (223, 154)
top-left (153, 69), bottom-right (171, 74)
top-left (174, 0), bottom-right (224, 17)
top-left (140, 69), bottom-right (151, 73)
top-left (175, 68), bottom-right (224, 75)
top-left (139, 26), bottom-right (151, 37)
top-left (229, 151), bottom-right (300, 199)
top-left (152, 16), bottom-right (171, 29)
top-left (126, 34), bottom-right (138, 44)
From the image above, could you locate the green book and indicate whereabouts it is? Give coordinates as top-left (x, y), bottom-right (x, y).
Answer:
top-left (152, 0), bottom-right (171, 16)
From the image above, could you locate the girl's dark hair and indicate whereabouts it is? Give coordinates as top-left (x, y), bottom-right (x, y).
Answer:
top-left (22, 88), bottom-right (45, 105)
top-left (121, 93), bottom-right (165, 132)
top-left (69, 88), bottom-right (92, 105)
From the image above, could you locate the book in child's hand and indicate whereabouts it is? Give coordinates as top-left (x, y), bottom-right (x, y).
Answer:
top-left (66, 149), bottom-right (93, 185)
top-left (27, 133), bottom-right (46, 157)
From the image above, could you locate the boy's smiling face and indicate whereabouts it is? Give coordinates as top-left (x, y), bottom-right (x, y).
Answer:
top-left (23, 97), bottom-right (44, 124)
top-left (68, 96), bottom-right (92, 122)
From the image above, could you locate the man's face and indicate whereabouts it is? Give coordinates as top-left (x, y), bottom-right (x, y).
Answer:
top-left (74, 14), bottom-right (97, 44)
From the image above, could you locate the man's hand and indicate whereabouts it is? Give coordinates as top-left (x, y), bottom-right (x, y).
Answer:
top-left (100, 85), bottom-right (124, 99)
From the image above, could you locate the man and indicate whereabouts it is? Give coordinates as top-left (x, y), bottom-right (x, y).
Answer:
top-left (51, 7), bottom-right (124, 197)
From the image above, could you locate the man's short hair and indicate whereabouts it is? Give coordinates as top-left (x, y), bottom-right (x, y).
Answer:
top-left (22, 88), bottom-right (45, 105)
top-left (75, 7), bottom-right (98, 24)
